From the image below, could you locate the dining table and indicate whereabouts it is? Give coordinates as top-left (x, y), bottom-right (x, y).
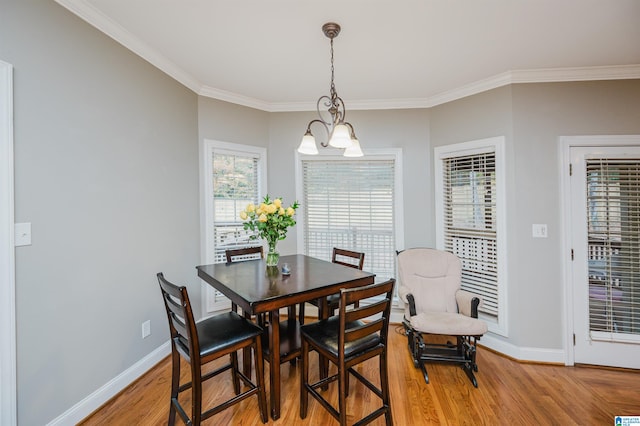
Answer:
top-left (196, 254), bottom-right (375, 420)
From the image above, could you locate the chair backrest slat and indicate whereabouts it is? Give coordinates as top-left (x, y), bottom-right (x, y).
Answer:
top-left (344, 319), bottom-right (384, 343)
top-left (332, 248), bottom-right (365, 270)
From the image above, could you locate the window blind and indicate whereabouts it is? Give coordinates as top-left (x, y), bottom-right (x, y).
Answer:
top-left (586, 158), bottom-right (640, 338)
top-left (302, 159), bottom-right (396, 279)
top-left (442, 152), bottom-right (498, 316)
top-left (212, 151), bottom-right (261, 264)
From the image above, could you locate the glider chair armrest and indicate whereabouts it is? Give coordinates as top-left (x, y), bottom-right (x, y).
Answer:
top-left (456, 290), bottom-right (481, 318)
top-left (406, 293), bottom-right (417, 317)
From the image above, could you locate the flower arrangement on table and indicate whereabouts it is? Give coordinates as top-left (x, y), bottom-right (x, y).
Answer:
top-left (239, 195), bottom-right (299, 266)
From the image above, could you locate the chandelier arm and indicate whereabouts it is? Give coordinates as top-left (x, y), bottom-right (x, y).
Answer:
top-left (305, 118), bottom-right (331, 147)
top-left (345, 122), bottom-right (357, 139)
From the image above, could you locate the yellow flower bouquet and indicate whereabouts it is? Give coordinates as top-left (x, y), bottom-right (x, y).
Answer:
top-left (240, 195), bottom-right (299, 265)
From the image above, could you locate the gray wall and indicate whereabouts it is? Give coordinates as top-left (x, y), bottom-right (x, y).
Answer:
top-left (508, 80), bottom-right (640, 348)
top-left (429, 81), bottom-right (640, 349)
top-left (3, 0), bottom-right (640, 423)
top-left (1, 1), bottom-right (199, 424)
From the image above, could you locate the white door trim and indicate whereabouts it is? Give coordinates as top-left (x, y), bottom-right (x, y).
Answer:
top-left (560, 135), bottom-right (640, 366)
top-left (0, 60), bottom-right (17, 426)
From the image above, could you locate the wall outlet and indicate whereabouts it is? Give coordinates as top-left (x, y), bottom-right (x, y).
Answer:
top-left (532, 224), bottom-right (548, 238)
top-left (142, 320), bottom-right (151, 338)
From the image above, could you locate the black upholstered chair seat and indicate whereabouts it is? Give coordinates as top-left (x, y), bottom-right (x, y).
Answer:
top-left (176, 312), bottom-right (263, 359)
top-left (300, 317), bottom-right (381, 359)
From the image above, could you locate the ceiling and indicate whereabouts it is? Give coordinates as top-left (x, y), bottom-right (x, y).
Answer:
top-left (56, 0), bottom-right (640, 112)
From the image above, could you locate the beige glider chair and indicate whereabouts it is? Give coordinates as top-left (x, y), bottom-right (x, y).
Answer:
top-left (397, 248), bottom-right (488, 387)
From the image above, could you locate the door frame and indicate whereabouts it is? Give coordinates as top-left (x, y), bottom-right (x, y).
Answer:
top-left (560, 135), bottom-right (640, 366)
top-left (0, 60), bottom-right (17, 425)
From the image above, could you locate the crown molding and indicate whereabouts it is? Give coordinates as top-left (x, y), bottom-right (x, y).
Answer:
top-left (55, 1), bottom-right (640, 112)
top-left (510, 64), bottom-right (640, 83)
top-left (277, 65), bottom-right (640, 112)
top-left (198, 85), bottom-right (273, 111)
top-left (55, 0), bottom-right (202, 93)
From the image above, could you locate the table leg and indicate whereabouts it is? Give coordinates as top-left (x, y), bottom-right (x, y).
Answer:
top-left (242, 310), bottom-right (252, 379)
top-left (319, 297), bottom-right (329, 390)
top-left (269, 309), bottom-right (281, 420)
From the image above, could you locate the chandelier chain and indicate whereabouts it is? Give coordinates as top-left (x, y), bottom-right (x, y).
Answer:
top-left (330, 37), bottom-right (337, 101)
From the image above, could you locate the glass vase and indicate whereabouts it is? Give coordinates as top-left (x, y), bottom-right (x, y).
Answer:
top-left (266, 242), bottom-right (279, 266)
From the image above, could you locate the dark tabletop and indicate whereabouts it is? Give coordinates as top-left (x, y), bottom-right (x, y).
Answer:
top-left (196, 254), bottom-right (375, 314)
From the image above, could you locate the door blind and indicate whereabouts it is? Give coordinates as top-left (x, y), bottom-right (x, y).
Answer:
top-left (442, 152), bottom-right (498, 316)
top-left (586, 158), bottom-right (640, 338)
top-left (301, 159), bottom-right (396, 279)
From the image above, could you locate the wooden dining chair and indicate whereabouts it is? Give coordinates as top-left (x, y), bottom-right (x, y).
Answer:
top-left (299, 248), bottom-right (365, 322)
top-left (157, 273), bottom-right (268, 425)
top-left (225, 246), bottom-right (267, 325)
top-left (226, 246), bottom-right (300, 369)
top-left (225, 246), bottom-right (264, 263)
top-left (300, 278), bottom-right (395, 426)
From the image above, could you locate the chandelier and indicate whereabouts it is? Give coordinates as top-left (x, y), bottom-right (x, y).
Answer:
top-left (297, 23), bottom-right (363, 157)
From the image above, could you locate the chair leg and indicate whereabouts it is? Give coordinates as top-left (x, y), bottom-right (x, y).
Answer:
top-left (300, 339), bottom-right (309, 419)
top-left (380, 350), bottom-right (393, 426)
top-left (412, 332), bottom-right (430, 384)
top-left (338, 361), bottom-right (348, 426)
top-left (168, 349), bottom-right (180, 426)
top-left (318, 300), bottom-right (330, 391)
top-left (230, 351), bottom-right (241, 394)
top-left (253, 338), bottom-right (268, 423)
top-left (459, 336), bottom-right (479, 387)
top-left (191, 362), bottom-right (203, 426)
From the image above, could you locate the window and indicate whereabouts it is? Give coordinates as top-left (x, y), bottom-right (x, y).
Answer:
top-left (296, 149), bottom-right (403, 282)
top-left (203, 140), bottom-right (266, 312)
top-left (435, 137), bottom-right (507, 335)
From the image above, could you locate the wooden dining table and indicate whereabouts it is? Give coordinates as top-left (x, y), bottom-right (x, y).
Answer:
top-left (196, 254), bottom-right (375, 420)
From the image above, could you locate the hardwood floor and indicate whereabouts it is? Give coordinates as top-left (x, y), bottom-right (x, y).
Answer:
top-left (80, 324), bottom-right (640, 425)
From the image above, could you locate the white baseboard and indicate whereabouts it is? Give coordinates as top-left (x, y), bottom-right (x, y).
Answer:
top-left (480, 333), bottom-right (566, 364)
top-left (47, 341), bottom-right (171, 426)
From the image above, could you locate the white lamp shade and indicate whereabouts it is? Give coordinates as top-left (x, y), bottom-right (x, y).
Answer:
top-left (328, 124), bottom-right (352, 148)
top-left (343, 137), bottom-right (364, 157)
top-left (298, 133), bottom-right (319, 155)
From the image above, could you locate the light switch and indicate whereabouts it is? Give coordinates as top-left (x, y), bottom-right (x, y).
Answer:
top-left (15, 222), bottom-right (32, 246)
top-left (532, 224), bottom-right (548, 238)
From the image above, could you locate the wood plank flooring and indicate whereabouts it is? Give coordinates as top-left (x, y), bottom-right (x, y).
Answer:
top-left (80, 324), bottom-right (640, 425)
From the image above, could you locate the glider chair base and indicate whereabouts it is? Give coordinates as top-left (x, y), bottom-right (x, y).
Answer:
top-left (403, 319), bottom-right (481, 388)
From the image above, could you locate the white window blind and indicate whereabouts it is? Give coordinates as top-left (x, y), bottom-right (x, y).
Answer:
top-left (442, 151), bottom-right (498, 317)
top-left (586, 158), bottom-right (640, 338)
top-left (301, 159), bottom-right (396, 279)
